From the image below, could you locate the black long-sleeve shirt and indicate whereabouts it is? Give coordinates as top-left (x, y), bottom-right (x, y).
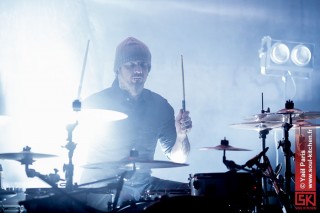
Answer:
top-left (79, 79), bottom-right (177, 185)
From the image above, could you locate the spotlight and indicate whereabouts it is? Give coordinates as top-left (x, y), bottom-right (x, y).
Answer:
top-left (259, 36), bottom-right (314, 78)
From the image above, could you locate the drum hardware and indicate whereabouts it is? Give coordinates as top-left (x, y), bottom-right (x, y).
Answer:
top-left (232, 93), bottom-right (284, 206)
top-left (275, 100), bottom-right (296, 212)
top-left (220, 146), bottom-right (293, 212)
top-left (0, 146), bottom-right (99, 213)
top-left (261, 155), bottom-right (293, 212)
top-left (62, 121), bottom-right (78, 192)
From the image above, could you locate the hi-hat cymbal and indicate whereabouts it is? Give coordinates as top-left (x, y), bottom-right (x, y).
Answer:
top-left (82, 159), bottom-right (189, 170)
top-left (0, 147), bottom-right (58, 164)
top-left (230, 121), bottom-right (284, 131)
top-left (0, 152), bottom-right (57, 160)
top-left (200, 145), bottom-right (251, 151)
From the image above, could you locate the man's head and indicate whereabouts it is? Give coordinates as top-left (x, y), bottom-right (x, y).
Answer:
top-left (114, 37), bottom-right (151, 97)
top-left (114, 37), bottom-right (151, 73)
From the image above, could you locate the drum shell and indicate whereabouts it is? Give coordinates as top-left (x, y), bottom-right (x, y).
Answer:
top-left (1, 188), bottom-right (25, 213)
top-left (189, 172), bottom-right (259, 211)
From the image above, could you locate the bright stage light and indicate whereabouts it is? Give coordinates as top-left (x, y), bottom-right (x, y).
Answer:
top-left (259, 36), bottom-right (314, 79)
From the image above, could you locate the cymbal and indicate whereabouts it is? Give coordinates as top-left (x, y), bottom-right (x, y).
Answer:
top-left (76, 109), bottom-right (128, 122)
top-left (277, 108), bottom-right (303, 114)
top-left (0, 151), bottom-right (58, 161)
top-left (230, 121), bottom-right (284, 131)
top-left (294, 111), bottom-right (320, 120)
top-left (244, 113), bottom-right (286, 122)
top-left (200, 145), bottom-right (251, 151)
top-left (82, 159), bottom-right (189, 170)
top-left (293, 120), bottom-right (320, 129)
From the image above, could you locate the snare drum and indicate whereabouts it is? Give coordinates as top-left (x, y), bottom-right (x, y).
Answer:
top-left (24, 188), bottom-right (55, 200)
top-left (141, 188), bottom-right (190, 201)
top-left (116, 201), bottom-right (155, 213)
top-left (0, 188), bottom-right (25, 213)
top-left (189, 172), bottom-right (259, 212)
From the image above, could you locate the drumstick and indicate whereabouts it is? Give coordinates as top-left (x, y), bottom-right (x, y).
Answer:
top-left (73, 40), bottom-right (90, 111)
top-left (77, 39), bottom-right (90, 100)
top-left (181, 55), bottom-right (186, 112)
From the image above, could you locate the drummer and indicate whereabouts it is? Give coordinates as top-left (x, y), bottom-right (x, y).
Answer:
top-left (80, 37), bottom-right (192, 211)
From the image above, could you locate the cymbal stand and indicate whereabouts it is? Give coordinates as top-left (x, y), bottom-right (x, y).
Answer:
top-left (258, 128), bottom-right (271, 209)
top-left (21, 157), bottom-right (100, 213)
top-left (277, 100), bottom-right (295, 212)
top-left (112, 149), bottom-right (138, 210)
top-left (63, 121), bottom-right (78, 192)
top-left (258, 92), bottom-right (271, 208)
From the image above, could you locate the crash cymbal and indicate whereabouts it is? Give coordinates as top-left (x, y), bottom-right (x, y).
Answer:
top-left (230, 121), bottom-right (284, 131)
top-left (200, 145), bottom-right (251, 151)
top-left (82, 159), bottom-right (189, 170)
top-left (244, 113), bottom-right (286, 122)
top-left (76, 109), bottom-right (128, 122)
top-left (294, 111), bottom-right (320, 120)
top-left (292, 120), bottom-right (320, 129)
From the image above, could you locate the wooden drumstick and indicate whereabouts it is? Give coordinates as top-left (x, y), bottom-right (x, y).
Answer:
top-left (181, 55), bottom-right (186, 112)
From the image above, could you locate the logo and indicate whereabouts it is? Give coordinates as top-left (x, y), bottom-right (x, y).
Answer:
top-left (295, 191), bottom-right (316, 210)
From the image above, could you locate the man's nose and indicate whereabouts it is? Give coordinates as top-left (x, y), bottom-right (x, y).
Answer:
top-left (133, 65), bottom-right (143, 73)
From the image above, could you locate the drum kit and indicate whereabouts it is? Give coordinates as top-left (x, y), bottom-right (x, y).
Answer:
top-left (0, 98), bottom-right (318, 213)
top-left (197, 99), bottom-right (320, 213)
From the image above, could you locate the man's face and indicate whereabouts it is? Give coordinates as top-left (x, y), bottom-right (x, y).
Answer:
top-left (118, 60), bottom-right (150, 93)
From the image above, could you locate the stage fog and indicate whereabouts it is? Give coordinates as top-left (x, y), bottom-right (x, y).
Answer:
top-left (0, 0), bottom-right (319, 191)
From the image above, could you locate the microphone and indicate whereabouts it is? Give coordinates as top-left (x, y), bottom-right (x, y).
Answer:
top-left (244, 147), bottom-right (269, 168)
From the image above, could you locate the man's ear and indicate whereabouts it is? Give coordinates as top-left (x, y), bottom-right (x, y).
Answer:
top-left (115, 67), bottom-right (120, 74)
